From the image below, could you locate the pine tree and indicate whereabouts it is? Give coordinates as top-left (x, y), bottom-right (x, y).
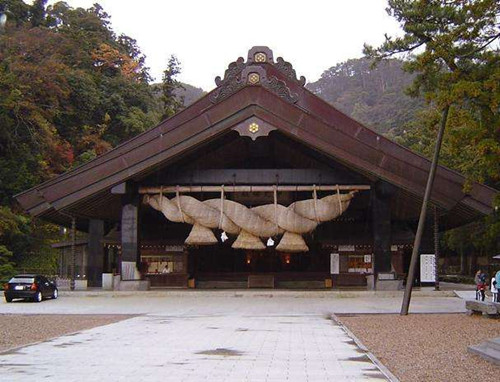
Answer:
top-left (161, 55), bottom-right (184, 120)
top-left (30, 0), bottom-right (46, 27)
top-left (365, 0), bottom-right (500, 279)
top-left (365, 0), bottom-right (499, 196)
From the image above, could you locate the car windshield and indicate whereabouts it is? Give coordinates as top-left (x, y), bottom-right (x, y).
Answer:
top-left (9, 277), bottom-right (35, 284)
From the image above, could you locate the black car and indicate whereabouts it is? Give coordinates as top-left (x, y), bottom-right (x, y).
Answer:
top-left (4, 274), bottom-right (58, 303)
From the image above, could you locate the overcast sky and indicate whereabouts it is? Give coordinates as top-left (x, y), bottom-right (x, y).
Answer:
top-left (46, 1), bottom-right (402, 90)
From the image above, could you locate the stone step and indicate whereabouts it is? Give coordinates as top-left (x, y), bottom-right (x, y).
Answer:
top-left (465, 300), bottom-right (499, 315)
top-left (468, 337), bottom-right (500, 366)
top-left (485, 337), bottom-right (500, 352)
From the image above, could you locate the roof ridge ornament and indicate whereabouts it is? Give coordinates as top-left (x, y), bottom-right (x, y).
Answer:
top-left (210, 46), bottom-right (301, 104)
top-left (275, 57), bottom-right (306, 86)
top-left (210, 57), bottom-right (246, 103)
top-left (265, 75), bottom-right (299, 103)
top-left (247, 46), bottom-right (274, 64)
top-left (246, 46), bottom-right (306, 85)
top-left (214, 57), bottom-right (245, 87)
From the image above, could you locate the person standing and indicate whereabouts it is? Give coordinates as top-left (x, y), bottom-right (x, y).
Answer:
top-left (475, 270), bottom-right (481, 300)
top-left (492, 275), bottom-right (498, 303)
top-left (475, 269), bottom-right (486, 301)
top-left (496, 270), bottom-right (500, 302)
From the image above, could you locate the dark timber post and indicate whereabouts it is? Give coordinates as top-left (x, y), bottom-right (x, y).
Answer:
top-left (434, 207), bottom-right (440, 291)
top-left (372, 181), bottom-right (394, 282)
top-left (70, 216), bottom-right (76, 291)
top-left (120, 187), bottom-right (140, 280)
top-left (88, 219), bottom-right (105, 287)
top-left (401, 106), bottom-right (449, 315)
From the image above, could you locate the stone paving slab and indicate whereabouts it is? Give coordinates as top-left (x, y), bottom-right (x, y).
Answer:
top-left (468, 337), bottom-right (500, 366)
top-left (0, 314), bottom-right (390, 381)
top-left (454, 290), bottom-right (478, 300)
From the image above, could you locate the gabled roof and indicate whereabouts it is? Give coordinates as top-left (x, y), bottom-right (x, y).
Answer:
top-left (15, 46), bottom-right (498, 228)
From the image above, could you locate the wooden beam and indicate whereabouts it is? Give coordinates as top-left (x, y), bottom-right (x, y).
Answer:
top-left (139, 185), bottom-right (371, 194)
top-left (155, 169), bottom-right (369, 186)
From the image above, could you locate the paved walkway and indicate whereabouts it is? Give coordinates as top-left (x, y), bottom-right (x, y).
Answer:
top-left (0, 313), bottom-right (390, 381)
top-left (0, 290), bottom-right (465, 315)
top-left (0, 291), bottom-right (468, 381)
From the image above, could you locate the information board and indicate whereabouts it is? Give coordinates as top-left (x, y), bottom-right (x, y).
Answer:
top-left (420, 254), bottom-right (436, 283)
top-left (330, 253), bottom-right (339, 274)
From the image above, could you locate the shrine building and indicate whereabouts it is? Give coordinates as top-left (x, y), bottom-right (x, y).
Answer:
top-left (15, 47), bottom-right (498, 290)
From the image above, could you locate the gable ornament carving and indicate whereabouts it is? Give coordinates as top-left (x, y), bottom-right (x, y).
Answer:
top-left (275, 57), bottom-right (306, 86)
top-left (232, 117), bottom-right (277, 141)
top-left (210, 46), bottom-right (304, 105)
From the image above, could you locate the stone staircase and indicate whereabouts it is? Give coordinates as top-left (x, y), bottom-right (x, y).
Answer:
top-left (468, 337), bottom-right (500, 365)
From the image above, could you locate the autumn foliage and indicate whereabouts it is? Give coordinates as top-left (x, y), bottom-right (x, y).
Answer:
top-left (0, 1), bottom-right (163, 277)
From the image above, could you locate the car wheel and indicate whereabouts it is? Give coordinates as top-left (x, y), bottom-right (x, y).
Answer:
top-left (34, 291), bottom-right (42, 303)
top-left (52, 289), bottom-right (58, 299)
top-left (5, 296), bottom-right (12, 303)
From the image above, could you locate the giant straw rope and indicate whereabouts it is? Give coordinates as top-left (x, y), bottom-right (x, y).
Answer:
top-left (143, 188), bottom-right (355, 252)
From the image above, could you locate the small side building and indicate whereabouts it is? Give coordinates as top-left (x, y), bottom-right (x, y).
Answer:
top-left (51, 239), bottom-right (88, 289)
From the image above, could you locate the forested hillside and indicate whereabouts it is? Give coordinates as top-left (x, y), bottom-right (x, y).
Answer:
top-left (0, 0), bottom-right (183, 280)
top-left (307, 58), bottom-right (425, 138)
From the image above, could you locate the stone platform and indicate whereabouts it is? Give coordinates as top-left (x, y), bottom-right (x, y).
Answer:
top-left (465, 300), bottom-right (500, 317)
top-left (468, 337), bottom-right (500, 366)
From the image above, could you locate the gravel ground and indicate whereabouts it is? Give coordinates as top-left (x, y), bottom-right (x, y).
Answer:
top-left (339, 313), bottom-right (500, 382)
top-left (0, 314), bottom-right (134, 352)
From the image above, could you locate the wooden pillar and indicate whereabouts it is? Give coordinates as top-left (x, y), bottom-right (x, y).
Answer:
top-left (70, 216), bottom-right (76, 291)
top-left (112, 181), bottom-right (142, 281)
top-left (372, 182), bottom-right (394, 275)
top-left (121, 194), bottom-right (140, 280)
top-left (434, 207), bottom-right (440, 291)
top-left (87, 219), bottom-right (105, 287)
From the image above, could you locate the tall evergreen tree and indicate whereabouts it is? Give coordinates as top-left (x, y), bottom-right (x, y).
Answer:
top-left (365, 0), bottom-right (500, 274)
top-left (161, 55), bottom-right (184, 120)
top-left (30, 0), bottom-right (46, 27)
top-left (364, 0), bottom-right (499, 189)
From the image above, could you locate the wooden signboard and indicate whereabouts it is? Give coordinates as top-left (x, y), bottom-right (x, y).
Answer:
top-left (420, 254), bottom-right (435, 283)
top-left (330, 253), bottom-right (339, 275)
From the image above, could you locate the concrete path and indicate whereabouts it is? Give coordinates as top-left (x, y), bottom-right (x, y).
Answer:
top-left (0, 291), bottom-right (468, 381)
top-left (454, 290), bottom-right (477, 300)
top-left (0, 290), bottom-right (466, 315)
top-left (0, 313), bottom-right (390, 381)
